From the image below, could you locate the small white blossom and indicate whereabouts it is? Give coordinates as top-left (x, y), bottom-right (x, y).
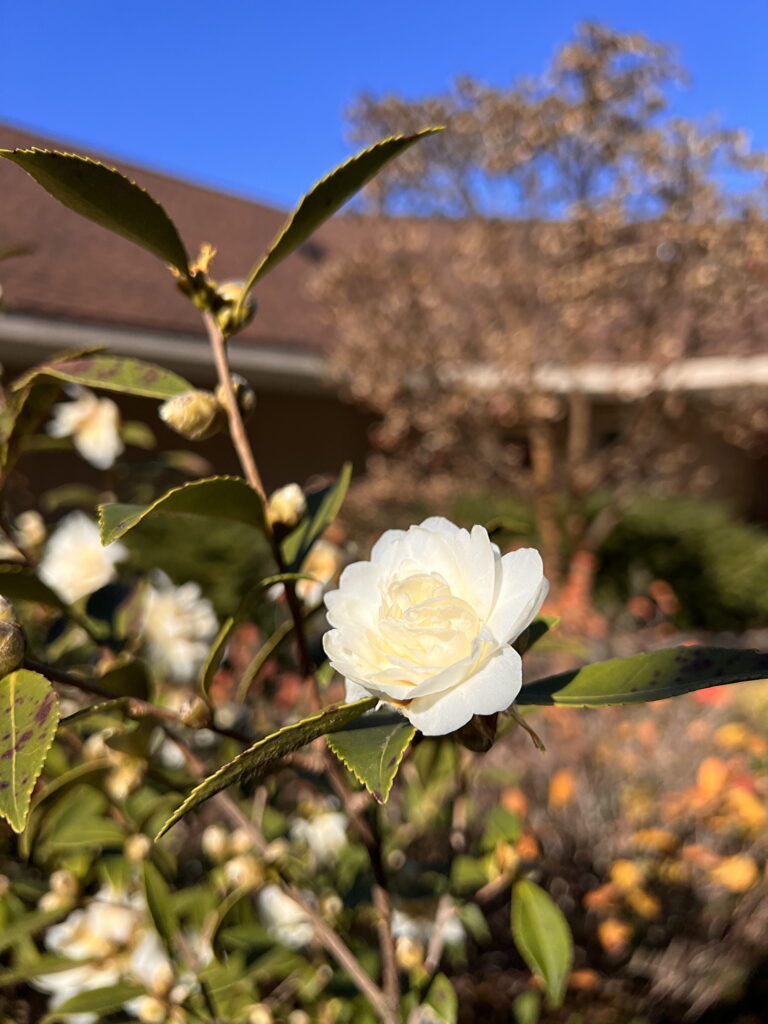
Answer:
top-left (323, 517), bottom-right (548, 736)
top-left (266, 483), bottom-right (306, 529)
top-left (297, 539), bottom-right (344, 607)
top-left (38, 512), bottom-right (127, 604)
top-left (290, 811), bottom-right (348, 866)
top-left (257, 885), bottom-right (314, 949)
top-left (139, 572), bottom-right (218, 683)
top-left (48, 386), bottom-right (124, 469)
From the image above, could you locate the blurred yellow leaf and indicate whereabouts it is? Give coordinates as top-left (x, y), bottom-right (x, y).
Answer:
top-left (609, 860), bottom-right (644, 892)
top-left (710, 854), bottom-right (759, 892)
top-left (548, 769), bottom-right (576, 809)
top-left (597, 918), bottom-right (632, 954)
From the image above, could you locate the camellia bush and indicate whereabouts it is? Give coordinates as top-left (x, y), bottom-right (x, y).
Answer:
top-left (0, 131), bottom-right (766, 1024)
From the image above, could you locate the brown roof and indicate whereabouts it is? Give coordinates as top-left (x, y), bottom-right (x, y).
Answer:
top-left (0, 122), bottom-right (351, 354)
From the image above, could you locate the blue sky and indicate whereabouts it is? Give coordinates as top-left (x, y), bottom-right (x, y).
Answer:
top-left (1, 1), bottom-right (765, 209)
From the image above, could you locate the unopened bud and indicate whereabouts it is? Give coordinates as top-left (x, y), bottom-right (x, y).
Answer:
top-left (124, 834), bottom-right (152, 862)
top-left (0, 605), bottom-right (25, 676)
top-left (137, 995), bottom-right (167, 1024)
top-left (266, 483), bottom-right (307, 531)
top-left (159, 390), bottom-right (223, 441)
top-left (215, 374), bottom-right (256, 422)
top-left (215, 281), bottom-right (256, 336)
top-left (179, 695), bottom-right (211, 730)
top-left (395, 935), bottom-right (424, 972)
top-left (50, 870), bottom-right (78, 897)
top-left (247, 1005), bottom-right (273, 1024)
top-left (202, 824), bottom-right (229, 862)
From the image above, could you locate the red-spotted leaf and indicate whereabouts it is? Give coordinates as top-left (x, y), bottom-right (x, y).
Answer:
top-left (156, 698), bottom-right (376, 838)
top-left (13, 355), bottom-right (193, 401)
top-left (0, 670), bottom-right (60, 832)
top-left (0, 148), bottom-right (190, 274)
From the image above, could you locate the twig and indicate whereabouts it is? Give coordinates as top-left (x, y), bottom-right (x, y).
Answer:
top-left (424, 894), bottom-right (455, 974)
top-left (28, 658), bottom-right (253, 746)
top-left (202, 309), bottom-right (265, 501)
top-left (326, 755), bottom-right (400, 1015)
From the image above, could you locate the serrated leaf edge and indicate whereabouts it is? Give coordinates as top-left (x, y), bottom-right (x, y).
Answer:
top-left (326, 714), bottom-right (415, 803)
top-left (0, 148), bottom-right (190, 274)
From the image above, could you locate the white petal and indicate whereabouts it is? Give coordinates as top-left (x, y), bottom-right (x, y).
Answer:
top-left (486, 548), bottom-right (549, 644)
top-left (404, 646), bottom-right (522, 736)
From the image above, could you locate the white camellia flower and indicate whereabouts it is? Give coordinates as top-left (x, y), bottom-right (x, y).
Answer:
top-left (47, 386), bottom-right (124, 469)
top-left (139, 572), bottom-right (218, 683)
top-left (257, 885), bottom-right (314, 949)
top-left (32, 885), bottom-right (172, 1024)
top-left (38, 512), bottom-right (127, 604)
top-left (323, 517), bottom-right (548, 736)
top-left (290, 810), bottom-right (349, 866)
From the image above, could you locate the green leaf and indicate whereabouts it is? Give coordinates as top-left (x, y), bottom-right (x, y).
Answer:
top-left (95, 657), bottom-right (152, 700)
top-left (326, 708), bottom-right (415, 803)
top-left (237, 130), bottom-right (441, 311)
top-left (517, 645), bottom-right (768, 707)
top-left (1, 377), bottom-right (61, 478)
top-left (424, 973), bottom-right (458, 1024)
top-left (156, 698), bottom-right (376, 838)
top-left (281, 462), bottom-right (352, 570)
top-left (511, 880), bottom-right (573, 1007)
top-left (52, 982), bottom-right (146, 1017)
top-left (0, 565), bottom-right (68, 611)
top-left (142, 860), bottom-right (178, 956)
top-left (99, 475), bottom-right (266, 545)
top-left (514, 615), bottom-right (560, 656)
top-left (0, 906), bottom-right (69, 955)
top-left (200, 573), bottom-right (310, 697)
top-left (0, 670), bottom-right (60, 832)
top-left (235, 618), bottom-right (294, 702)
top-left (513, 991), bottom-right (542, 1024)
top-left (0, 148), bottom-right (189, 274)
top-left (14, 355), bottom-right (193, 400)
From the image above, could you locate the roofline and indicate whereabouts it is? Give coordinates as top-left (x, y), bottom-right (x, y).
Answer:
top-left (0, 313), bottom-right (329, 395)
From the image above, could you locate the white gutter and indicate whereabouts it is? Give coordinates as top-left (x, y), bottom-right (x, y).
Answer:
top-left (450, 354), bottom-right (768, 397)
top-left (0, 313), bottom-right (329, 395)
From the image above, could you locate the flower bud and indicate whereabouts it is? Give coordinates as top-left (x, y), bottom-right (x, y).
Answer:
top-left (202, 824), bottom-right (229, 862)
top-left (178, 695), bottom-right (212, 730)
top-left (159, 390), bottom-right (223, 441)
top-left (266, 483), bottom-right (307, 531)
top-left (137, 995), bottom-right (168, 1024)
top-left (215, 374), bottom-right (256, 422)
top-left (124, 834), bottom-right (153, 862)
top-left (247, 1006), bottom-right (273, 1024)
top-left (0, 599), bottom-right (25, 676)
top-left (215, 281), bottom-right (256, 336)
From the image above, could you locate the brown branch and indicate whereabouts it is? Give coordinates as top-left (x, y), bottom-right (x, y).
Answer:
top-left (202, 309), bottom-right (266, 502)
top-left (28, 658), bottom-right (253, 746)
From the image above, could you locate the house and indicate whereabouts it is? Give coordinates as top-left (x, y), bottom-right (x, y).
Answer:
top-left (1, 121), bottom-right (766, 517)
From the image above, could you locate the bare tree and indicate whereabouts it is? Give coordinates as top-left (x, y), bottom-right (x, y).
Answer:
top-left (314, 22), bottom-right (768, 588)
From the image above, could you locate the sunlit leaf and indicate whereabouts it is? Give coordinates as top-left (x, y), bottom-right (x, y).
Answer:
top-left (237, 130), bottom-right (441, 312)
top-left (424, 973), bottom-right (458, 1023)
top-left (0, 906), bottom-right (69, 955)
top-left (511, 880), bottom-right (573, 1007)
top-left (14, 354), bottom-right (193, 400)
top-left (99, 475), bottom-right (266, 545)
top-left (281, 462), bottom-right (352, 569)
top-left (0, 670), bottom-right (59, 832)
top-left (326, 708), bottom-right (415, 803)
top-left (518, 645), bottom-right (768, 706)
top-left (156, 698), bottom-right (376, 838)
top-left (0, 148), bottom-right (190, 273)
